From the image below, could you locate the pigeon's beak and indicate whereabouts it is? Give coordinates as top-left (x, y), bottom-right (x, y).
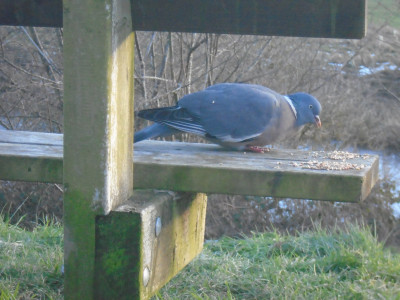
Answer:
top-left (314, 115), bottom-right (322, 128)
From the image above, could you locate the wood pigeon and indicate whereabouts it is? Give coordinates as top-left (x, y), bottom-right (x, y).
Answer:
top-left (134, 83), bottom-right (322, 152)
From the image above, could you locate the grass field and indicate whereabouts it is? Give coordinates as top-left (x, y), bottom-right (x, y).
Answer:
top-left (1, 218), bottom-right (399, 299)
top-left (0, 218), bottom-right (63, 299)
top-left (156, 226), bottom-right (400, 299)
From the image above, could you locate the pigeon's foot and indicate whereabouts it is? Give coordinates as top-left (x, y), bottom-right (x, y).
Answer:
top-left (245, 146), bottom-right (271, 153)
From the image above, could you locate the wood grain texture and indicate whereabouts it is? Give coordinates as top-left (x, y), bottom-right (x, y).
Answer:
top-left (95, 190), bottom-right (207, 299)
top-left (0, 131), bottom-right (379, 202)
top-left (132, 0), bottom-right (367, 38)
top-left (0, 0), bottom-right (367, 38)
top-left (63, 0), bottom-right (134, 298)
top-left (133, 141), bottom-right (378, 202)
top-left (0, 131), bottom-right (63, 183)
top-left (63, 0), bottom-right (134, 215)
top-left (0, 130), bottom-right (62, 146)
top-left (0, 0), bottom-right (62, 27)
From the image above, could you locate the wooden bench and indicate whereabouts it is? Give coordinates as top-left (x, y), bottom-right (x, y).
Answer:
top-left (0, 130), bottom-right (378, 203)
top-left (0, 0), bottom-right (369, 299)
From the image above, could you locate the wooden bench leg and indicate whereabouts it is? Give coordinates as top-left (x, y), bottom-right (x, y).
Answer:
top-left (94, 190), bottom-right (207, 299)
top-left (63, 0), bottom-right (134, 298)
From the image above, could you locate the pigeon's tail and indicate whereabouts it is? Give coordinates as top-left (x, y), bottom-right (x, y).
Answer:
top-left (134, 123), bottom-right (178, 143)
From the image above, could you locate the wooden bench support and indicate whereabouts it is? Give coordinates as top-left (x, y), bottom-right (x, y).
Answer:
top-left (63, 0), bottom-right (134, 298)
top-left (0, 130), bottom-right (379, 203)
top-left (95, 190), bottom-right (207, 299)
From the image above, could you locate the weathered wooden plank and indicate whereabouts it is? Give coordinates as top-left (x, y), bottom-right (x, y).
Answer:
top-left (0, 0), bottom-right (62, 27)
top-left (0, 142), bottom-right (62, 183)
top-left (0, 0), bottom-right (367, 39)
top-left (0, 131), bottom-right (62, 183)
top-left (0, 130), bottom-right (62, 146)
top-left (133, 141), bottom-right (378, 202)
top-left (0, 131), bottom-right (379, 203)
top-left (132, 0), bottom-right (367, 38)
top-left (95, 190), bottom-right (207, 299)
top-left (63, 0), bottom-right (134, 298)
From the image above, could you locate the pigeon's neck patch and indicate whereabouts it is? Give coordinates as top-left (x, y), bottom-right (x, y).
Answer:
top-left (284, 96), bottom-right (297, 119)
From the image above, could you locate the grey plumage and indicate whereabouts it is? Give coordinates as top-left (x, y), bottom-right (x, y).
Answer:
top-left (134, 83), bottom-right (321, 151)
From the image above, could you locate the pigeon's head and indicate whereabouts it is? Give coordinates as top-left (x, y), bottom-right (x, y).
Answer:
top-left (288, 92), bottom-right (322, 128)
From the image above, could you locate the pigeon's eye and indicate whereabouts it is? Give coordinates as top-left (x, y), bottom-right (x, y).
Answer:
top-left (309, 104), bottom-right (313, 109)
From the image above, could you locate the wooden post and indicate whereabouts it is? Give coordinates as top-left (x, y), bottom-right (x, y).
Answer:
top-left (63, 0), bottom-right (134, 298)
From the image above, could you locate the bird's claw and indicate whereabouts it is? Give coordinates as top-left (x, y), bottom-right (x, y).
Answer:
top-left (246, 146), bottom-right (271, 153)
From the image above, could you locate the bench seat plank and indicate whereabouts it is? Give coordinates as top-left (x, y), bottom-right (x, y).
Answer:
top-left (0, 131), bottom-right (63, 183)
top-left (0, 130), bottom-right (63, 146)
top-left (0, 130), bottom-right (379, 202)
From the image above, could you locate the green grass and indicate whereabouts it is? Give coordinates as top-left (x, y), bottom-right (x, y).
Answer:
top-left (0, 219), bottom-right (399, 299)
top-left (0, 217), bottom-right (63, 299)
top-left (156, 226), bottom-right (400, 299)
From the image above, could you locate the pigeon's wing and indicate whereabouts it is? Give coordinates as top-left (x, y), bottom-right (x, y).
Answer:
top-left (179, 83), bottom-right (283, 142)
top-left (137, 105), bottom-right (207, 136)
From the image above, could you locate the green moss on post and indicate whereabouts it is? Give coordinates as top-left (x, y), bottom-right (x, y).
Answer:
top-left (63, 0), bottom-right (134, 298)
top-left (95, 212), bottom-right (142, 299)
top-left (94, 190), bottom-right (207, 299)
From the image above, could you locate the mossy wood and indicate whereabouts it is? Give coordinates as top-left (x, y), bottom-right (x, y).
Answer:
top-left (63, 0), bottom-right (134, 298)
top-left (0, 0), bottom-right (366, 38)
top-left (0, 131), bottom-right (379, 203)
top-left (95, 190), bottom-right (207, 299)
